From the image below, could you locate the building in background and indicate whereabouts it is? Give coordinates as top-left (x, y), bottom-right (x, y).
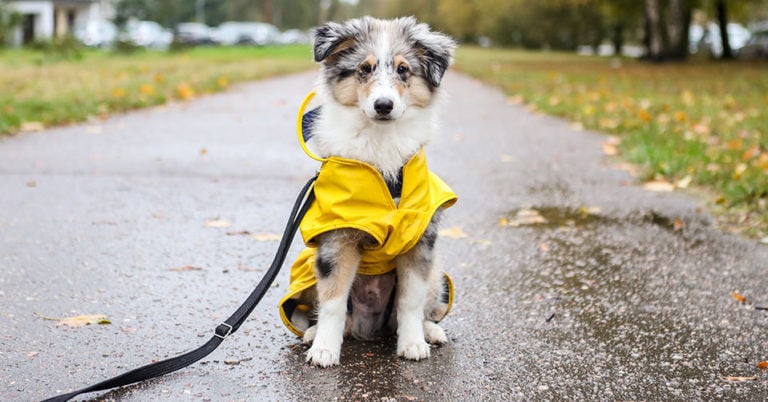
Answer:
top-left (7, 0), bottom-right (114, 45)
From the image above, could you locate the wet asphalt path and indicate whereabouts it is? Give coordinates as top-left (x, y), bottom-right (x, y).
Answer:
top-left (2, 71), bottom-right (767, 401)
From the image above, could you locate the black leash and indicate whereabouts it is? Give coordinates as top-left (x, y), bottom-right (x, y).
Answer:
top-left (43, 175), bottom-right (317, 402)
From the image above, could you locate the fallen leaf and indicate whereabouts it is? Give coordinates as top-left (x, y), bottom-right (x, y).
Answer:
top-left (601, 143), bottom-right (619, 156)
top-left (439, 226), bottom-right (468, 239)
top-left (226, 230), bottom-right (252, 236)
top-left (580, 206), bottom-right (602, 216)
top-left (140, 83), bottom-right (155, 95)
top-left (57, 314), bottom-right (111, 327)
top-left (673, 219), bottom-right (684, 231)
top-left (168, 265), bottom-right (203, 272)
top-left (757, 361), bottom-right (768, 369)
top-left (204, 218), bottom-right (232, 228)
top-left (19, 121), bottom-right (45, 132)
top-left (176, 82), bottom-right (195, 100)
top-left (638, 109), bottom-right (652, 123)
top-left (732, 291), bottom-right (747, 303)
top-left (643, 181), bottom-right (675, 192)
top-left (251, 232), bottom-right (282, 241)
top-left (502, 209), bottom-right (548, 227)
top-left (733, 163), bottom-right (747, 180)
top-left (742, 145), bottom-right (760, 161)
top-left (722, 376), bottom-right (757, 382)
top-left (675, 175), bottom-right (693, 189)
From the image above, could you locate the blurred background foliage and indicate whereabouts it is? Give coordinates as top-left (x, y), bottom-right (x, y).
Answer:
top-left (105, 0), bottom-right (768, 58)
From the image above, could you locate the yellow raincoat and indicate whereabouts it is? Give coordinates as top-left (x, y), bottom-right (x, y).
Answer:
top-left (278, 92), bottom-right (457, 336)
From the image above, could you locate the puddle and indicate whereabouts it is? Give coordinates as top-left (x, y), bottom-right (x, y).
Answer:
top-left (500, 206), bottom-right (609, 229)
top-left (502, 206), bottom-right (687, 234)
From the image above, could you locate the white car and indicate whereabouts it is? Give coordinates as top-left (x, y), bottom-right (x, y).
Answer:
top-left (700, 22), bottom-right (751, 58)
top-left (122, 20), bottom-right (173, 49)
top-left (74, 20), bottom-right (117, 47)
top-left (176, 22), bottom-right (212, 45)
top-left (211, 22), bottom-right (280, 46)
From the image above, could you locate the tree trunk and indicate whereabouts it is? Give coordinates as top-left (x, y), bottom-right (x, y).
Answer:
top-left (262, 0), bottom-right (273, 24)
top-left (667, 0), bottom-right (686, 59)
top-left (715, 0), bottom-right (733, 59)
top-left (611, 23), bottom-right (624, 56)
top-left (644, 0), bottom-right (664, 60)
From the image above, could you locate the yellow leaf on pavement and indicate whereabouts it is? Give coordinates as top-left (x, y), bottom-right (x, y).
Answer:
top-left (675, 175), bottom-right (693, 189)
top-left (57, 314), bottom-right (111, 327)
top-left (204, 218), bottom-right (231, 228)
top-left (251, 232), bottom-right (282, 241)
top-left (643, 181), bottom-right (674, 192)
top-left (722, 376), bottom-right (757, 382)
top-left (439, 226), bottom-right (468, 239)
top-left (19, 121), bottom-right (45, 132)
top-left (501, 209), bottom-right (548, 227)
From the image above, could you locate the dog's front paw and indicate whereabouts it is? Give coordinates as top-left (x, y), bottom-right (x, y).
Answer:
top-left (302, 325), bottom-right (317, 345)
top-left (397, 339), bottom-right (431, 361)
top-left (306, 345), bottom-right (340, 367)
top-left (424, 321), bottom-right (448, 345)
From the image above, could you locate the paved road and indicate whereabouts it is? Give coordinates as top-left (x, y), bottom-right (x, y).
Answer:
top-left (2, 71), bottom-right (767, 401)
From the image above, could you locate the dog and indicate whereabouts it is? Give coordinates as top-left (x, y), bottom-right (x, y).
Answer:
top-left (279, 16), bottom-right (457, 368)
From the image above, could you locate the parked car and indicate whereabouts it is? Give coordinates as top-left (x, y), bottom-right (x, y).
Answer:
top-left (739, 29), bottom-right (768, 59)
top-left (122, 20), bottom-right (173, 49)
top-left (698, 22), bottom-right (751, 58)
top-left (277, 29), bottom-right (310, 45)
top-left (211, 22), bottom-right (279, 46)
top-left (74, 20), bottom-right (117, 47)
top-left (175, 22), bottom-right (212, 45)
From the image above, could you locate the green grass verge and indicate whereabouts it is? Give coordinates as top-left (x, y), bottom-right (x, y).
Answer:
top-left (0, 45), bottom-right (315, 135)
top-left (455, 47), bottom-right (768, 239)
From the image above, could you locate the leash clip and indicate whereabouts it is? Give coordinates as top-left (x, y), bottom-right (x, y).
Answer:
top-left (214, 322), bottom-right (233, 340)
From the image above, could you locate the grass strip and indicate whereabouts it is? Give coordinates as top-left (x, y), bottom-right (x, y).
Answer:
top-left (0, 46), bottom-right (315, 135)
top-left (455, 47), bottom-right (767, 239)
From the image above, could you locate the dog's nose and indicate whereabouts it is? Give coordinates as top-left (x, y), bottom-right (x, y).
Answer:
top-left (374, 98), bottom-right (394, 116)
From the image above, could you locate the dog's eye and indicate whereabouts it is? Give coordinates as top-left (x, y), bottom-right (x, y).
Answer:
top-left (397, 64), bottom-right (410, 80)
top-left (359, 64), bottom-right (373, 76)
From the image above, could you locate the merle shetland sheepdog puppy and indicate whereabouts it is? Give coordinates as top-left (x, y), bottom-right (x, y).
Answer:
top-left (302, 16), bottom-right (456, 367)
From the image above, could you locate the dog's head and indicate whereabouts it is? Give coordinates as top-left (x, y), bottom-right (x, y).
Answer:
top-left (313, 16), bottom-right (456, 123)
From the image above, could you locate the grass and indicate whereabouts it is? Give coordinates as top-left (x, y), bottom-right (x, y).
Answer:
top-left (455, 47), bottom-right (768, 239)
top-left (0, 45), bottom-right (315, 135)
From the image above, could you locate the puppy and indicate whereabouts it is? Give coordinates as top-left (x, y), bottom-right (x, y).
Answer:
top-left (289, 16), bottom-right (457, 367)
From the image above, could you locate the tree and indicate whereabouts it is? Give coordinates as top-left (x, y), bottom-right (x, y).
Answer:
top-left (0, 2), bottom-right (22, 47)
top-left (644, 0), bottom-right (664, 59)
top-left (714, 0), bottom-right (733, 59)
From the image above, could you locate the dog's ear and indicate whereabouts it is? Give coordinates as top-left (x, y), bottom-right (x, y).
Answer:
top-left (406, 19), bottom-right (457, 88)
top-left (313, 20), bottom-right (360, 63)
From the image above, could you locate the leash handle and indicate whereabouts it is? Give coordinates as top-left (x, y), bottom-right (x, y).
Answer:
top-left (43, 176), bottom-right (317, 402)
